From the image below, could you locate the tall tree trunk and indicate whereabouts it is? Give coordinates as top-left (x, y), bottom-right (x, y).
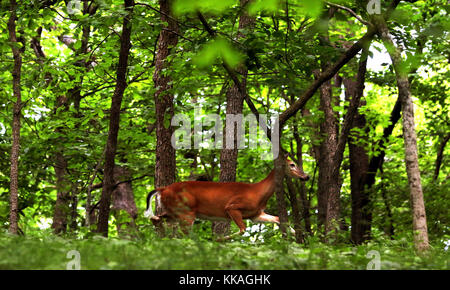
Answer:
top-left (291, 122), bottom-right (312, 234)
top-left (345, 78), bottom-right (371, 244)
top-left (151, 0), bottom-right (178, 237)
top-left (316, 42), bottom-right (369, 237)
top-left (314, 9), bottom-right (339, 233)
top-left (374, 16), bottom-right (429, 252)
top-left (329, 48), bottom-right (368, 236)
top-left (153, 0), bottom-right (177, 191)
top-left (316, 76), bottom-right (338, 232)
top-left (340, 32), bottom-right (372, 244)
top-left (214, 0), bottom-right (255, 235)
top-left (7, 0), bottom-right (23, 235)
top-left (96, 0), bottom-right (134, 236)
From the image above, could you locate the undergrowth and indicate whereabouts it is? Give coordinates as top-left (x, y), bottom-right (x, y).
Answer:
top-left (0, 227), bottom-right (448, 270)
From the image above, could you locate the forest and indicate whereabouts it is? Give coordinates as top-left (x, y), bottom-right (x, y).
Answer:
top-left (0, 0), bottom-right (449, 270)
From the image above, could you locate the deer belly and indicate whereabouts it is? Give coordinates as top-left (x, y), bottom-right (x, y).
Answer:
top-left (241, 210), bottom-right (261, 220)
top-left (196, 213), bottom-right (230, 222)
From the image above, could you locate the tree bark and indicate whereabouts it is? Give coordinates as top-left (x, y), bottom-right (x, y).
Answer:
top-left (374, 15), bottom-right (429, 252)
top-left (111, 166), bottom-right (138, 237)
top-left (7, 0), bottom-right (23, 235)
top-left (286, 177), bottom-right (304, 242)
top-left (153, 0), bottom-right (177, 193)
top-left (315, 10), bottom-right (340, 234)
top-left (317, 42), bottom-right (368, 237)
top-left (274, 151), bottom-right (289, 236)
top-left (345, 77), bottom-right (371, 244)
top-left (316, 76), bottom-right (338, 231)
top-left (96, 0), bottom-right (134, 236)
top-left (52, 151), bottom-right (71, 234)
top-left (291, 122), bottom-right (312, 234)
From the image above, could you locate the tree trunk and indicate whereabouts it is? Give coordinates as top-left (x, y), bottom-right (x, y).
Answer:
top-left (214, 0), bottom-right (255, 236)
top-left (286, 178), bottom-right (303, 242)
top-left (52, 151), bottom-right (71, 234)
top-left (111, 166), bottom-right (138, 238)
top-left (274, 151), bottom-right (289, 236)
top-left (316, 76), bottom-right (338, 232)
top-left (345, 79), bottom-right (371, 244)
top-left (316, 41), bottom-right (368, 237)
top-left (86, 152), bottom-right (104, 226)
top-left (313, 10), bottom-right (339, 234)
top-left (151, 0), bottom-right (178, 237)
top-left (7, 0), bottom-right (22, 235)
top-left (374, 15), bottom-right (429, 252)
top-left (291, 123), bottom-right (312, 234)
top-left (153, 0), bottom-right (177, 192)
top-left (96, 0), bottom-right (134, 236)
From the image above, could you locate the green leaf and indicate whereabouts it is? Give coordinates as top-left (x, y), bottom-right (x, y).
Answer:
top-left (248, 0), bottom-right (280, 15)
top-left (173, 0), bottom-right (235, 15)
top-left (193, 38), bottom-right (243, 69)
top-left (302, 0), bottom-right (323, 18)
top-left (74, 41), bottom-right (81, 50)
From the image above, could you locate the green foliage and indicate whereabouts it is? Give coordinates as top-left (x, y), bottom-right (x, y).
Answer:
top-left (0, 231), bottom-right (447, 270)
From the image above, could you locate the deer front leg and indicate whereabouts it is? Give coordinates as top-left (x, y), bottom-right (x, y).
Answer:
top-left (217, 209), bottom-right (247, 241)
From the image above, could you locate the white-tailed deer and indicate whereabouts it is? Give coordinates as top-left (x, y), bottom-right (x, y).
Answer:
top-left (145, 157), bottom-right (309, 240)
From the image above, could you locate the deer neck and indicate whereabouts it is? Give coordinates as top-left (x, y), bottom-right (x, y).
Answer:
top-left (256, 169), bottom-right (276, 206)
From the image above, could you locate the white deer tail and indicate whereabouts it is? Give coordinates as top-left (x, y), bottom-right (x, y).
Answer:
top-left (144, 189), bottom-right (159, 218)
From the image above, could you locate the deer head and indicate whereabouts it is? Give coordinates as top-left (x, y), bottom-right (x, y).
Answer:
top-left (285, 158), bottom-right (310, 181)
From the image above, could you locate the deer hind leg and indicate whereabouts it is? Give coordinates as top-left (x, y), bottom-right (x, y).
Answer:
top-left (177, 211), bottom-right (196, 236)
top-left (252, 212), bottom-right (280, 224)
top-left (252, 212), bottom-right (296, 235)
top-left (219, 209), bottom-right (247, 241)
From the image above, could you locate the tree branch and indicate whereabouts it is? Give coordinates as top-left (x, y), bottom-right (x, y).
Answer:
top-left (325, 1), bottom-right (369, 26)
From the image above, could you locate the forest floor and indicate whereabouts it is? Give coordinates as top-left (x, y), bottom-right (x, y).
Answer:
top-left (0, 228), bottom-right (448, 270)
